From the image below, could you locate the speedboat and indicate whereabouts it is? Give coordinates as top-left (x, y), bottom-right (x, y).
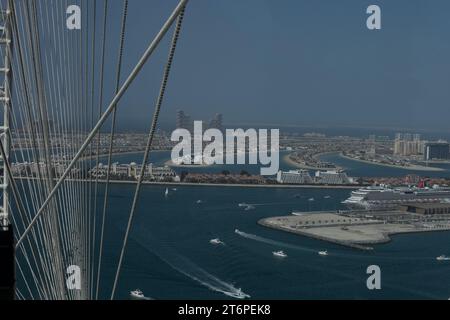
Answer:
top-left (196, 200), bottom-right (203, 204)
top-left (165, 188), bottom-right (169, 197)
top-left (318, 251), bottom-right (328, 256)
top-left (308, 198), bottom-right (315, 202)
top-left (130, 289), bottom-right (145, 300)
top-left (210, 238), bottom-right (225, 245)
top-left (273, 250), bottom-right (288, 258)
top-left (436, 255), bottom-right (450, 261)
top-left (324, 196), bottom-right (331, 199)
top-left (239, 203), bottom-right (255, 211)
top-left (223, 288), bottom-right (251, 300)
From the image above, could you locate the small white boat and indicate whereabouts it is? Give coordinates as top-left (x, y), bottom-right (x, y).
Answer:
top-left (210, 238), bottom-right (225, 245)
top-left (318, 251), bottom-right (328, 256)
top-left (308, 198), bottom-right (315, 202)
top-left (238, 203), bottom-right (255, 211)
top-left (130, 289), bottom-right (145, 300)
top-left (165, 188), bottom-right (169, 197)
top-left (196, 200), bottom-right (203, 204)
top-left (436, 255), bottom-right (450, 261)
top-left (273, 250), bottom-right (288, 258)
top-left (172, 188), bottom-right (178, 191)
top-left (223, 288), bottom-right (251, 300)
top-left (324, 196), bottom-right (331, 199)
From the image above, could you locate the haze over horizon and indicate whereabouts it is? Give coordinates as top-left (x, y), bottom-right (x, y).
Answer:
top-left (97, 0), bottom-right (450, 133)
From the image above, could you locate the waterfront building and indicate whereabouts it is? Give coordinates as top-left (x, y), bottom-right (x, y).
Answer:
top-left (394, 133), bottom-right (424, 156)
top-left (424, 142), bottom-right (450, 161)
top-left (177, 110), bottom-right (224, 133)
top-left (150, 166), bottom-right (180, 181)
top-left (209, 113), bottom-right (223, 132)
top-left (400, 203), bottom-right (450, 215)
top-left (405, 174), bottom-right (421, 185)
top-left (315, 170), bottom-right (352, 185)
top-left (11, 163), bottom-right (29, 176)
top-left (91, 163), bottom-right (179, 182)
top-left (11, 162), bottom-right (80, 178)
top-left (112, 163), bottom-right (131, 177)
top-left (176, 110), bottom-right (193, 132)
top-left (276, 170), bottom-right (313, 184)
top-left (130, 162), bottom-right (155, 178)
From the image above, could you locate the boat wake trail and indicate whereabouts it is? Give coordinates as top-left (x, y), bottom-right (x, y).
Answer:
top-left (131, 228), bottom-right (250, 300)
top-left (235, 230), bottom-right (434, 261)
top-left (235, 229), bottom-right (316, 253)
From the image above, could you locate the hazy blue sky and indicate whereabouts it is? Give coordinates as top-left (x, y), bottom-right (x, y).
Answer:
top-left (96, 0), bottom-right (450, 132)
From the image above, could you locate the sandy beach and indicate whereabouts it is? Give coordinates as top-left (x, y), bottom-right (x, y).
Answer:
top-left (283, 153), bottom-right (341, 171)
top-left (339, 153), bottom-right (445, 172)
top-left (164, 160), bottom-right (212, 168)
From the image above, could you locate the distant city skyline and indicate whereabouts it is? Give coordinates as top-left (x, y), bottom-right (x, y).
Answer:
top-left (176, 110), bottom-right (223, 132)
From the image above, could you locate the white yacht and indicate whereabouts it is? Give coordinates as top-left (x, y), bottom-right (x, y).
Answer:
top-left (223, 288), bottom-right (251, 300)
top-left (273, 251), bottom-right (288, 258)
top-left (239, 203), bottom-right (255, 211)
top-left (436, 255), bottom-right (450, 261)
top-left (130, 289), bottom-right (145, 300)
top-left (318, 251), bottom-right (328, 256)
top-left (210, 238), bottom-right (225, 245)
